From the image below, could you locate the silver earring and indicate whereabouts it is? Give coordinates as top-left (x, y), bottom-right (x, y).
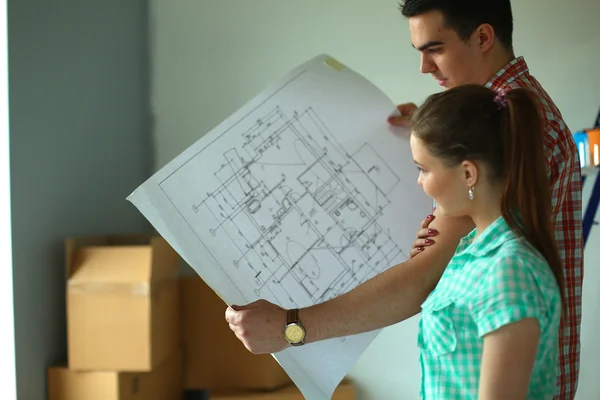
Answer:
top-left (468, 186), bottom-right (475, 200)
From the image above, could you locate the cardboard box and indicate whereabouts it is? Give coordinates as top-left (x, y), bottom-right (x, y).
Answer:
top-left (48, 349), bottom-right (183, 400)
top-left (210, 380), bottom-right (355, 400)
top-left (66, 234), bottom-right (180, 371)
top-left (181, 276), bottom-right (292, 391)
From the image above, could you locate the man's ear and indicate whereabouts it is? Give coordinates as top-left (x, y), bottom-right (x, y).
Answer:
top-left (475, 23), bottom-right (495, 52)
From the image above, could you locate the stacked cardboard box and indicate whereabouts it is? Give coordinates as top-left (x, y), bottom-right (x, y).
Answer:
top-left (180, 277), bottom-right (357, 399)
top-left (46, 236), bottom-right (355, 398)
top-left (180, 277), bottom-right (291, 392)
top-left (209, 380), bottom-right (355, 399)
top-left (47, 235), bottom-right (184, 400)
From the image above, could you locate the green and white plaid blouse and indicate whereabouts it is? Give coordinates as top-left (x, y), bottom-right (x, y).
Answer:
top-left (418, 216), bottom-right (562, 399)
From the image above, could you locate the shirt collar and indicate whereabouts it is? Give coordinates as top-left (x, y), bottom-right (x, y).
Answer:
top-left (484, 56), bottom-right (529, 90)
top-left (456, 216), bottom-right (515, 257)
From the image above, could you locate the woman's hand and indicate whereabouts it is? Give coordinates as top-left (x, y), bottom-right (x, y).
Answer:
top-left (409, 214), bottom-right (438, 258)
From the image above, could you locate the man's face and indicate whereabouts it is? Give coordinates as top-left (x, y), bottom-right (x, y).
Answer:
top-left (408, 10), bottom-right (485, 89)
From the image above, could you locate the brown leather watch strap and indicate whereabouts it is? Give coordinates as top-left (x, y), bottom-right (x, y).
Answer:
top-left (287, 308), bottom-right (299, 324)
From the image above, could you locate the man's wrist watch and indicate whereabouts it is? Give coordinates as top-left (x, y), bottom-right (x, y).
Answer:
top-left (283, 308), bottom-right (306, 346)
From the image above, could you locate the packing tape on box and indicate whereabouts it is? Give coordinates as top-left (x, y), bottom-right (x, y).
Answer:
top-left (67, 281), bottom-right (151, 296)
top-left (67, 279), bottom-right (182, 296)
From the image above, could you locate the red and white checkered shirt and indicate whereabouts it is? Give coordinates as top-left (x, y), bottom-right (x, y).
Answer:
top-left (486, 56), bottom-right (584, 400)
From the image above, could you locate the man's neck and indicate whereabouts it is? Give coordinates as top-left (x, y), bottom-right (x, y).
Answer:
top-left (483, 48), bottom-right (516, 84)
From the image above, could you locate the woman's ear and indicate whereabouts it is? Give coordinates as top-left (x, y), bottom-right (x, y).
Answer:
top-left (462, 160), bottom-right (479, 187)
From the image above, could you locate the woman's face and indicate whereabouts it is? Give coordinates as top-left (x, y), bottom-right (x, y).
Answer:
top-left (410, 134), bottom-right (475, 217)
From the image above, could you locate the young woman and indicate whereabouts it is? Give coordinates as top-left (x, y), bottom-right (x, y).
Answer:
top-left (409, 84), bottom-right (564, 400)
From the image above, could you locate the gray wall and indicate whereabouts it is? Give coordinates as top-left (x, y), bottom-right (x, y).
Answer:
top-left (8, 1), bottom-right (152, 398)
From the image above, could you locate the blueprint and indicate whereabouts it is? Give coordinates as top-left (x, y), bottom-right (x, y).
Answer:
top-left (127, 54), bottom-right (432, 399)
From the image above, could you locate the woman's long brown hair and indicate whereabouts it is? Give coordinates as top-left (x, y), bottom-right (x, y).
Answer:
top-left (411, 84), bottom-right (565, 308)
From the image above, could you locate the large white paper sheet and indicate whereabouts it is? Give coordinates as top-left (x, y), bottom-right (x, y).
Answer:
top-left (127, 54), bottom-right (432, 399)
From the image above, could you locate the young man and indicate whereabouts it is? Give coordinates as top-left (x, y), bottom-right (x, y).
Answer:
top-left (225, 1), bottom-right (583, 398)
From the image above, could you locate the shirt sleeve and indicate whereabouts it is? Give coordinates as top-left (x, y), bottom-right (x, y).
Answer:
top-left (469, 251), bottom-right (548, 338)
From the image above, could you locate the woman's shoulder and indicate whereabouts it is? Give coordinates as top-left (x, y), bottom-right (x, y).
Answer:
top-left (480, 235), bottom-right (561, 301)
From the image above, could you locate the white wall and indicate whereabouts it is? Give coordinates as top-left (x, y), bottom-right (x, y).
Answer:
top-left (8, 1), bottom-right (152, 398)
top-left (577, 166), bottom-right (600, 400)
top-left (149, 1), bottom-right (600, 399)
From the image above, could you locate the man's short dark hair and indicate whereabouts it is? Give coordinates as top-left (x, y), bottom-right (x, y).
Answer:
top-left (399, 0), bottom-right (514, 50)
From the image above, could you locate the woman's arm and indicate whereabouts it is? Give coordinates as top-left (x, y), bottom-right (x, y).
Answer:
top-left (478, 317), bottom-right (541, 399)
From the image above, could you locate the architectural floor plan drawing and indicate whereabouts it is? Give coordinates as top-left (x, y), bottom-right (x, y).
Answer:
top-left (167, 105), bottom-right (406, 310)
top-left (127, 54), bottom-right (433, 399)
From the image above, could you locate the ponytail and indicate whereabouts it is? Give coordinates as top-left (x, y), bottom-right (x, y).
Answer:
top-left (500, 89), bottom-right (565, 310)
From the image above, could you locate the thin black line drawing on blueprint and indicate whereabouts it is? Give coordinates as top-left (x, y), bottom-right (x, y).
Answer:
top-left (182, 106), bottom-right (406, 307)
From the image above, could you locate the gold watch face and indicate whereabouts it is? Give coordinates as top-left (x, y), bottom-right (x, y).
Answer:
top-left (285, 324), bottom-right (305, 343)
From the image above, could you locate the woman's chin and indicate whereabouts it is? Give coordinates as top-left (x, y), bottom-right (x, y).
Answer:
top-left (436, 205), bottom-right (449, 217)
top-left (436, 205), bottom-right (459, 218)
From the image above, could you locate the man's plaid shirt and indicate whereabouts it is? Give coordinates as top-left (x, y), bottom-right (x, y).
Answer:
top-left (485, 56), bottom-right (584, 400)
